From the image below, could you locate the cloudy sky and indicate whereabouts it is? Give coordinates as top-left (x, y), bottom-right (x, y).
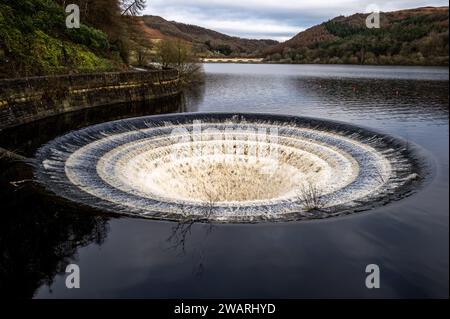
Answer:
top-left (144, 0), bottom-right (448, 41)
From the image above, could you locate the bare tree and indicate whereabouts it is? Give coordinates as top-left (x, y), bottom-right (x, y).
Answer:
top-left (166, 191), bottom-right (216, 255)
top-left (373, 165), bottom-right (387, 185)
top-left (296, 181), bottom-right (324, 212)
top-left (155, 39), bottom-right (204, 86)
top-left (121, 0), bottom-right (147, 16)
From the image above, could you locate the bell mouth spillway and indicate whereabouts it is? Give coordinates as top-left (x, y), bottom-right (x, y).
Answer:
top-left (34, 113), bottom-right (425, 223)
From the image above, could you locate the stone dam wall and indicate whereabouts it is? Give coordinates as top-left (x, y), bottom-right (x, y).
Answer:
top-left (0, 70), bottom-right (181, 130)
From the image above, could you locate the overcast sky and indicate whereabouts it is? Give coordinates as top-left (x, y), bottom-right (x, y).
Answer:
top-left (143, 0), bottom-right (448, 41)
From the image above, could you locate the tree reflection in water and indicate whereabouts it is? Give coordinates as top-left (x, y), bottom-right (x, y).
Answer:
top-left (166, 203), bottom-right (216, 278)
top-left (0, 153), bottom-right (110, 299)
top-left (0, 93), bottom-right (196, 298)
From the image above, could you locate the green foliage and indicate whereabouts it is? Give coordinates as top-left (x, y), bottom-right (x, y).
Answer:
top-left (216, 44), bottom-right (233, 56)
top-left (270, 9), bottom-right (449, 66)
top-left (155, 39), bottom-right (203, 86)
top-left (65, 26), bottom-right (110, 51)
top-left (324, 21), bottom-right (366, 38)
top-left (31, 30), bottom-right (114, 74)
top-left (0, 0), bottom-right (122, 78)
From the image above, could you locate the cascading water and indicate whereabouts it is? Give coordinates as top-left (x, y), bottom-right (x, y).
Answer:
top-left (34, 113), bottom-right (426, 223)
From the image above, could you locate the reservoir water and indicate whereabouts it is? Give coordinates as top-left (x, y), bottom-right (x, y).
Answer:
top-left (0, 64), bottom-right (448, 298)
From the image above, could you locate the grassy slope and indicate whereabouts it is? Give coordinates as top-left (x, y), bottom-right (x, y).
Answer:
top-left (0, 0), bottom-right (124, 78)
top-left (265, 7), bottom-right (449, 65)
top-left (140, 15), bottom-right (278, 57)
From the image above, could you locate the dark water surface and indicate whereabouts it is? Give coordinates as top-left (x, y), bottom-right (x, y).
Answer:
top-left (0, 64), bottom-right (448, 298)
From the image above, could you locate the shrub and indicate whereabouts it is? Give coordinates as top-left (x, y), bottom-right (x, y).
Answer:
top-left (0, 0), bottom-right (121, 78)
top-left (296, 181), bottom-right (324, 212)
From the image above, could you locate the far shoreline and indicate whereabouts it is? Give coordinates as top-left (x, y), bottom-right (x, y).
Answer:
top-left (200, 60), bottom-right (449, 68)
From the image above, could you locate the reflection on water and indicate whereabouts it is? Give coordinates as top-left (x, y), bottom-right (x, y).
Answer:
top-left (0, 170), bottom-right (109, 298)
top-left (0, 95), bottom-right (185, 157)
top-left (166, 218), bottom-right (216, 278)
top-left (287, 78), bottom-right (448, 122)
top-left (0, 64), bottom-right (448, 298)
top-left (185, 65), bottom-right (448, 127)
top-left (0, 95), bottom-right (184, 298)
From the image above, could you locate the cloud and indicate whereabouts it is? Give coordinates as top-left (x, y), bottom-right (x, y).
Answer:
top-left (143, 0), bottom-right (449, 40)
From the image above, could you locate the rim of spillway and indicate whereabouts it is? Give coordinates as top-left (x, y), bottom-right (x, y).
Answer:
top-left (34, 113), bottom-right (428, 223)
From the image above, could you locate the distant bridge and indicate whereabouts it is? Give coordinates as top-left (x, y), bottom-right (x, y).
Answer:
top-left (201, 58), bottom-right (264, 63)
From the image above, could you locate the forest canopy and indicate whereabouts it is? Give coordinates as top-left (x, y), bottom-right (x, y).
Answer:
top-left (265, 7), bottom-right (449, 66)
